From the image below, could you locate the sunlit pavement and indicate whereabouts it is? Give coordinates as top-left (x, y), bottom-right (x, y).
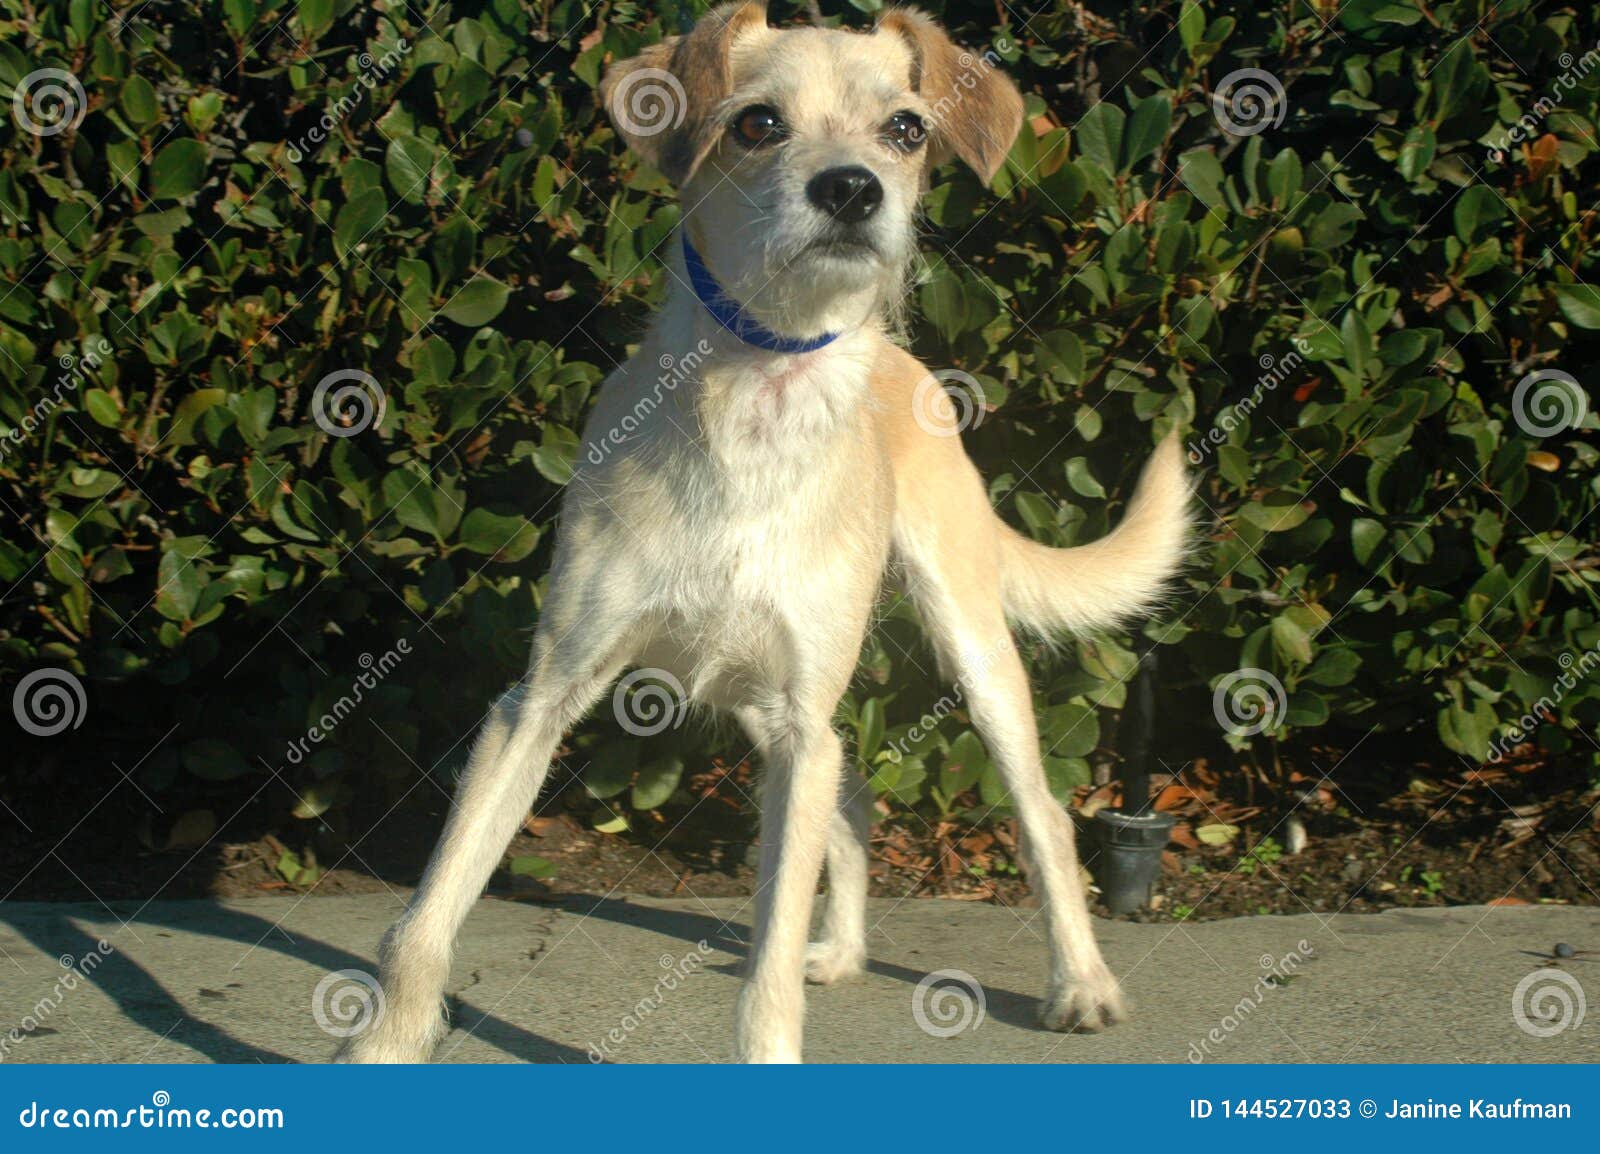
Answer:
top-left (1, 896), bottom-right (1595, 1064)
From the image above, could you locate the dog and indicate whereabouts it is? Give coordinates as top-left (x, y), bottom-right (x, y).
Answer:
top-left (341, 2), bottom-right (1189, 1064)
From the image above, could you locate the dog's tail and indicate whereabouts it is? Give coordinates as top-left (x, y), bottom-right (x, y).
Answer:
top-left (996, 433), bottom-right (1192, 637)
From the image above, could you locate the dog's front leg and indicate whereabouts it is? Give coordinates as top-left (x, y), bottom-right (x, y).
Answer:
top-left (338, 570), bottom-right (642, 1063)
top-left (734, 713), bottom-right (845, 1063)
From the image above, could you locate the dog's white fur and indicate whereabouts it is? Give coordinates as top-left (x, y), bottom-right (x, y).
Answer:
top-left (341, 3), bottom-right (1190, 1064)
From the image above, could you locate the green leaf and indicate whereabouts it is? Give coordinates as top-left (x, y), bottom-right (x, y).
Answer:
top-left (1340, 308), bottom-right (1371, 378)
top-left (1178, 1), bottom-right (1205, 51)
top-left (334, 188), bottom-right (389, 259)
top-left (121, 75), bottom-right (160, 126)
top-left (83, 388), bottom-right (121, 427)
top-left (1351, 518), bottom-right (1385, 566)
top-left (458, 508), bottom-right (539, 561)
top-left (509, 855), bottom-right (557, 879)
top-left (440, 277), bottom-right (510, 326)
top-left (385, 136), bottom-right (438, 205)
top-left (1076, 102), bottom-right (1124, 173)
top-left (1397, 124), bottom-right (1435, 180)
top-left (1453, 185), bottom-right (1505, 244)
top-left (631, 756), bottom-right (684, 810)
top-left (1123, 94), bottom-right (1171, 171)
top-left (147, 139), bottom-right (209, 200)
top-left (1064, 456), bottom-right (1106, 498)
top-left (1240, 499), bottom-right (1312, 532)
top-left (1271, 614), bottom-right (1314, 664)
top-left (1554, 284), bottom-right (1600, 329)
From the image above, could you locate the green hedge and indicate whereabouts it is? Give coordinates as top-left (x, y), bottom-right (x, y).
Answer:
top-left (2, 0), bottom-right (1598, 856)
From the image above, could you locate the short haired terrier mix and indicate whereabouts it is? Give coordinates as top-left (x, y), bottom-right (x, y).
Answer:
top-left (343, 2), bottom-right (1189, 1064)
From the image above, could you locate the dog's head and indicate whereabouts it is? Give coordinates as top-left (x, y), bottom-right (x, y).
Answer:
top-left (601, 4), bottom-right (1023, 337)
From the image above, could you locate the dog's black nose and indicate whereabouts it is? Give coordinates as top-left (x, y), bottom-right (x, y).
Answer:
top-left (806, 166), bottom-right (883, 223)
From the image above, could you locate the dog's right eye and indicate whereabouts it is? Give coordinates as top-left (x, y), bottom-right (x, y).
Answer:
top-left (731, 105), bottom-right (785, 147)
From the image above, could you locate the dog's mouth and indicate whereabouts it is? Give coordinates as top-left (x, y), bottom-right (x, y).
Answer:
top-left (801, 235), bottom-right (882, 261)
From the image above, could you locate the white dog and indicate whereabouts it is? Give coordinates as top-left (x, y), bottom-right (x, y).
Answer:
top-left (342, 2), bottom-right (1189, 1064)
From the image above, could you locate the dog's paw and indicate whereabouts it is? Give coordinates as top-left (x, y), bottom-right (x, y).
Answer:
top-left (333, 1031), bottom-right (434, 1064)
top-left (1039, 968), bottom-right (1128, 1033)
top-left (804, 939), bottom-right (865, 985)
top-left (333, 1010), bottom-right (447, 1064)
top-left (733, 1037), bottom-right (803, 1063)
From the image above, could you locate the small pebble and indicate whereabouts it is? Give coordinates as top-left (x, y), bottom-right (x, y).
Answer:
top-left (514, 128), bottom-right (535, 149)
top-left (1554, 942), bottom-right (1575, 958)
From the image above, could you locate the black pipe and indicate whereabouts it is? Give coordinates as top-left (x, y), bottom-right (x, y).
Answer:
top-left (1086, 627), bottom-right (1174, 914)
top-left (1120, 639), bottom-right (1157, 816)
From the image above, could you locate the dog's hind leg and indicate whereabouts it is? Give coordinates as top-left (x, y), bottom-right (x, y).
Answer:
top-left (894, 475), bottom-right (1127, 1034)
top-left (736, 707), bottom-right (871, 986)
top-left (339, 569), bottom-right (643, 1063)
top-left (806, 768), bottom-right (872, 984)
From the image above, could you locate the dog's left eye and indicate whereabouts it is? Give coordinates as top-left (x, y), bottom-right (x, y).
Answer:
top-left (731, 104), bottom-right (786, 147)
top-left (883, 111), bottom-right (927, 151)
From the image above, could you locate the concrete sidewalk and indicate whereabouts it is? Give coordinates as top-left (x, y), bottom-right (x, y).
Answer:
top-left (0, 894), bottom-right (1595, 1063)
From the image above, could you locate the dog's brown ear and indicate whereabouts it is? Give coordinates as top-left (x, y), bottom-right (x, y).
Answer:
top-left (876, 7), bottom-right (1024, 185)
top-left (600, 2), bottom-right (768, 184)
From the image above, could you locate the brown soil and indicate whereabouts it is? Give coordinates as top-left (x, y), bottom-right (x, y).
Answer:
top-left (6, 754), bottom-right (1596, 923)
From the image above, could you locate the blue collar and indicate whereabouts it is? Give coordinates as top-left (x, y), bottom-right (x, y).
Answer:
top-left (681, 232), bottom-right (839, 354)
